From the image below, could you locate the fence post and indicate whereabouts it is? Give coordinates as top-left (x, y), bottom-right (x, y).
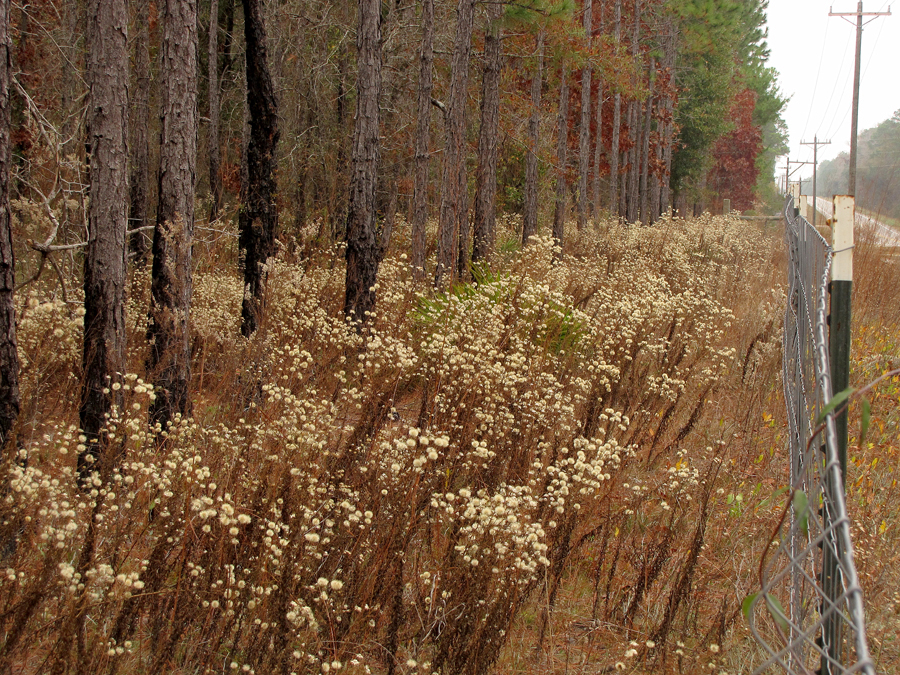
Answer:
top-left (823, 194), bottom-right (854, 674)
top-left (722, 198), bottom-right (731, 215)
top-left (830, 194), bottom-right (853, 481)
top-left (790, 182), bottom-right (801, 217)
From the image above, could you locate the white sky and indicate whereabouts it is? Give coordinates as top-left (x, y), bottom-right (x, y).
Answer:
top-left (765, 0), bottom-right (898, 180)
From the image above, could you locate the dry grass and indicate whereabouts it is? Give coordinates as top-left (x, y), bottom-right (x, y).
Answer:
top-left (0, 206), bottom-right (896, 675)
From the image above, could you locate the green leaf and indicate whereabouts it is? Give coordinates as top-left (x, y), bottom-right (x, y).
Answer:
top-left (817, 387), bottom-right (854, 424)
top-left (742, 593), bottom-right (758, 622)
top-left (793, 490), bottom-right (809, 536)
top-left (726, 493), bottom-right (734, 504)
top-left (860, 397), bottom-right (871, 448)
top-left (765, 594), bottom-right (790, 634)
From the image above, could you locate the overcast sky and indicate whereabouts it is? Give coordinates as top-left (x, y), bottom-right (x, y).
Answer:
top-left (765, 0), bottom-right (898, 180)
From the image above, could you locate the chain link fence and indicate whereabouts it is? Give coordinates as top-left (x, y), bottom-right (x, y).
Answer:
top-left (746, 197), bottom-right (875, 675)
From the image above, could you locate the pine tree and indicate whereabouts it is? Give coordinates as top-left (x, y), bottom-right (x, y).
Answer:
top-left (80, 0), bottom-right (129, 483)
top-left (148, 0), bottom-right (198, 429)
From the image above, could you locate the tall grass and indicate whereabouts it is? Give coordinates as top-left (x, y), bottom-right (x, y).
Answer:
top-left (2, 208), bottom-right (893, 675)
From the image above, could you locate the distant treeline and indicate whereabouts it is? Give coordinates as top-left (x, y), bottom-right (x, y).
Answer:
top-left (813, 111), bottom-right (900, 221)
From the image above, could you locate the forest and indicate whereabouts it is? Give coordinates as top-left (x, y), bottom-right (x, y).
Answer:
top-left (813, 110), bottom-right (900, 223)
top-left (8, 0), bottom-right (900, 674)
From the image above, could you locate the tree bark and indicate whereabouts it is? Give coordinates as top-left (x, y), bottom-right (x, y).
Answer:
top-left (344, 0), bottom-right (383, 322)
top-left (81, 0), bottom-right (128, 482)
top-left (148, 0), bottom-right (197, 429)
top-left (471, 1), bottom-right (503, 266)
top-left (625, 0), bottom-right (640, 223)
top-left (0, 0), bottom-right (20, 453)
top-left (239, 0), bottom-right (279, 336)
top-left (435, 0), bottom-right (475, 287)
top-left (660, 28), bottom-right (676, 217)
top-left (626, 100), bottom-right (639, 223)
top-left (410, 0), bottom-right (434, 277)
top-left (608, 0), bottom-right (621, 216)
top-left (208, 0), bottom-right (222, 221)
top-left (576, 0), bottom-right (592, 229)
top-left (456, 162), bottom-right (469, 279)
top-left (129, 0), bottom-right (150, 259)
top-left (522, 30), bottom-right (543, 246)
top-left (639, 59), bottom-right (654, 225)
top-left (552, 62), bottom-right (568, 250)
top-left (591, 3), bottom-right (604, 219)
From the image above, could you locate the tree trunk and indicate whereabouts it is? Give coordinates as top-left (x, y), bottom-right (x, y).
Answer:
top-left (410, 0), bottom-right (434, 277)
top-left (0, 0), bottom-right (19, 453)
top-left (471, 1), bottom-right (503, 266)
top-left (456, 163), bottom-right (469, 279)
top-left (148, 0), bottom-right (197, 429)
top-left (625, 1), bottom-right (640, 223)
top-left (435, 0), bottom-right (474, 287)
top-left (344, 0), bottom-right (383, 321)
top-left (639, 59), bottom-right (654, 225)
top-left (576, 0), bottom-right (592, 229)
top-left (129, 0), bottom-right (150, 259)
top-left (552, 62), bottom-right (568, 250)
top-left (591, 3), bottom-right (604, 218)
top-left (239, 0), bottom-right (279, 336)
top-left (660, 29), bottom-right (676, 217)
top-left (608, 0), bottom-right (621, 216)
top-left (522, 29), bottom-right (543, 246)
top-left (208, 0), bottom-right (222, 221)
top-left (81, 0), bottom-right (128, 482)
top-left (293, 102), bottom-right (309, 233)
top-left (626, 100), bottom-right (638, 222)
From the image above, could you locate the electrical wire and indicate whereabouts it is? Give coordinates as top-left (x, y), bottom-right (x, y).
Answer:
top-left (816, 29), bottom-right (854, 141)
top-left (801, 18), bottom-right (830, 143)
top-left (823, 11), bottom-right (888, 142)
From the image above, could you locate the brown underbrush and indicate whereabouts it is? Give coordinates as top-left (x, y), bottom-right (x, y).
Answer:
top-left (0, 210), bottom-right (896, 674)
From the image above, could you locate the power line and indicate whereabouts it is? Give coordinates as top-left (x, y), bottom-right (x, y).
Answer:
top-left (801, 20), bottom-right (831, 143)
top-left (815, 30), bottom-right (854, 140)
top-left (823, 8), bottom-right (889, 141)
top-left (828, 2), bottom-right (892, 196)
top-left (801, 136), bottom-right (831, 226)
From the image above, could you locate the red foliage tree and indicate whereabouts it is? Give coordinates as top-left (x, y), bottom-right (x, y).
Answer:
top-left (708, 88), bottom-right (762, 212)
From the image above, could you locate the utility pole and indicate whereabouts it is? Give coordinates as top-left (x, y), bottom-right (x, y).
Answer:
top-left (801, 136), bottom-right (831, 226)
top-left (788, 160), bottom-right (813, 214)
top-left (829, 2), bottom-right (891, 196)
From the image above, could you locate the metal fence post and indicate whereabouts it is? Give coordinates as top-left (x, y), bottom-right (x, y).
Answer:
top-left (823, 194), bottom-right (854, 674)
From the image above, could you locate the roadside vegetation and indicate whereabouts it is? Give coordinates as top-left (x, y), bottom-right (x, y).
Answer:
top-left (3, 206), bottom-right (897, 674)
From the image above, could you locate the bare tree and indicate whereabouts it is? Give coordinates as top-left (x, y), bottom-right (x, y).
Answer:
top-left (435, 0), bottom-right (475, 287)
top-left (552, 61), bottom-right (568, 250)
top-left (522, 29), bottom-right (544, 247)
top-left (208, 0), bottom-right (222, 221)
top-left (148, 0), bottom-right (197, 429)
top-left (471, 1), bottom-right (504, 267)
top-left (0, 0), bottom-right (19, 452)
top-left (239, 0), bottom-right (279, 336)
top-left (344, 0), bottom-right (383, 321)
top-left (80, 0), bottom-right (129, 482)
top-left (576, 0), bottom-right (592, 229)
top-left (410, 0), bottom-right (434, 277)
